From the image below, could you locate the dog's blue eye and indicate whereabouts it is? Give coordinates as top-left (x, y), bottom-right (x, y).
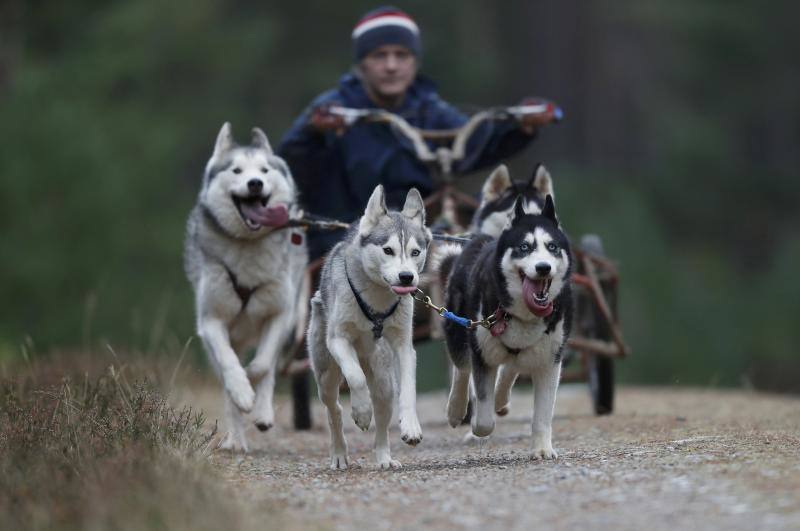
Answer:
top-left (519, 243), bottom-right (530, 252)
top-left (547, 242), bottom-right (559, 252)
top-left (233, 167), bottom-right (242, 174)
top-left (383, 247), bottom-right (394, 256)
top-left (411, 249), bottom-right (420, 257)
top-left (260, 167), bottom-right (269, 174)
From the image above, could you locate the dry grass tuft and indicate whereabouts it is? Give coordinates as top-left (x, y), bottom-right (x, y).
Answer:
top-left (0, 361), bottom-right (265, 531)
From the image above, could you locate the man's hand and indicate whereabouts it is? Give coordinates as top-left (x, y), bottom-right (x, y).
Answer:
top-left (309, 104), bottom-right (347, 136)
top-left (517, 97), bottom-right (561, 135)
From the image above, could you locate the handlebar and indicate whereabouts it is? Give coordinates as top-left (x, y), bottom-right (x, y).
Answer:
top-left (311, 100), bottom-right (563, 174)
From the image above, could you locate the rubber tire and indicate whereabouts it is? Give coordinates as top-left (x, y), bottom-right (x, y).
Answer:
top-left (291, 370), bottom-right (312, 430)
top-left (579, 234), bottom-right (615, 416)
top-left (588, 352), bottom-right (614, 415)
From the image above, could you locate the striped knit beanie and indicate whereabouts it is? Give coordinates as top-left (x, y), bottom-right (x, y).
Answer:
top-left (352, 6), bottom-right (422, 61)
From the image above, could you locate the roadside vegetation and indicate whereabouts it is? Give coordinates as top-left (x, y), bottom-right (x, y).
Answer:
top-left (0, 353), bottom-right (272, 531)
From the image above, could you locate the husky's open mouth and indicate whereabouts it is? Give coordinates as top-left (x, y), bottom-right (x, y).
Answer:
top-left (519, 270), bottom-right (554, 317)
top-left (232, 194), bottom-right (288, 231)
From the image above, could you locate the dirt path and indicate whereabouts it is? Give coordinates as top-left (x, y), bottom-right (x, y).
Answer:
top-left (178, 385), bottom-right (800, 530)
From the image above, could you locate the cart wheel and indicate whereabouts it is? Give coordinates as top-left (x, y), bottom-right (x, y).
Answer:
top-left (578, 234), bottom-right (615, 415)
top-left (587, 352), bottom-right (614, 415)
top-left (291, 369), bottom-right (312, 430)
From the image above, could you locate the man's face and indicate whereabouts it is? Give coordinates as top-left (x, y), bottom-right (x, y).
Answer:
top-left (360, 45), bottom-right (417, 103)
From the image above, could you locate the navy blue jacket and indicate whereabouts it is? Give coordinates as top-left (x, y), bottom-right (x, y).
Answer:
top-left (278, 73), bottom-right (535, 259)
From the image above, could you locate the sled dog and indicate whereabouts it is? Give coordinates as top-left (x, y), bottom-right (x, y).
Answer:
top-left (437, 189), bottom-right (572, 458)
top-left (184, 122), bottom-right (307, 452)
top-left (308, 185), bottom-right (430, 470)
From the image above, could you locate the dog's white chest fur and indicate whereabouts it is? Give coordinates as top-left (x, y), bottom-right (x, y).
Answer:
top-left (201, 229), bottom-right (304, 347)
top-left (477, 317), bottom-right (564, 370)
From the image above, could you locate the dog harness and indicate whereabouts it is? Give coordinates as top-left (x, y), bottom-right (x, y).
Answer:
top-left (485, 308), bottom-right (521, 355)
top-left (225, 267), bottom-right (256, 310)
top-left (345, 263), bottom-right (401, 340)
top-left (197, 242), bottom-right (259, 312)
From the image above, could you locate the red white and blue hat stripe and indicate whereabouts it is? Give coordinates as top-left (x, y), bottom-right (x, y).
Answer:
top-left (352, 7), bottom-right (422, 60)
top-left (352, 11), bottom-right (420, 39)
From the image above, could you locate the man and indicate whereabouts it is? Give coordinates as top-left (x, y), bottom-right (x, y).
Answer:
top-left (279, 6), bottom-right (544, 261)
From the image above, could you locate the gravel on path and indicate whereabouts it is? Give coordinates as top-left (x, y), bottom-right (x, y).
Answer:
top-left (177, 384), bottom-right (800, 530)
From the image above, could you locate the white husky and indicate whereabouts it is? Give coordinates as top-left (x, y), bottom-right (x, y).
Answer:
top-left (184, 122), bottom-right (307, 452)
top-left (308, 185), bottom-right (430, 470)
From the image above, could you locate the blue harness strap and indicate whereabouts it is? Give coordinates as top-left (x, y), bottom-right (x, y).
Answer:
top-left (441, 311), bottom-right (472, 328)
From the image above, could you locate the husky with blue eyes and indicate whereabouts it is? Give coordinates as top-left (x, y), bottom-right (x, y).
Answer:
top-left (308, 185), bottom-right (431, 470)
top-left (436, 193), bottom-right (572, 459)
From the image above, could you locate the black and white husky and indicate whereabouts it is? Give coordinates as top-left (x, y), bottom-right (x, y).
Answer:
top-left (437, 192), bottom-right (572, 459)
top-left (308, 185), bottom-right (431, 470)
top-left (184, 123), bottom-right (307, 452)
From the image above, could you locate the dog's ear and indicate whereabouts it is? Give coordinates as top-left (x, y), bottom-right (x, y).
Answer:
top-left (481, 164), bottom-right (512, 203)
top-left (402, 188), bottom-right (426, 227)
top-left (359, 185), bottom-right (388, 235)
top-left (542, 194), bottom-right (558, 223)
top-left (508, 195), bottom-right (527, 226)
top-left (267, 155), bottom-right (291, 177)
top-left (212, 122), bottom-right (235, 158)
top-left (251, 127), bottom-right (273, 154)
top-left (529, 164), bottom-right (554, 200)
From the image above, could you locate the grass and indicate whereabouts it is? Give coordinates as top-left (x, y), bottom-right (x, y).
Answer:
top-left (0, 352), bottom-right (283, 531)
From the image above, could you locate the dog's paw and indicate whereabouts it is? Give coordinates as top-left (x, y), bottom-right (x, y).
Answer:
top-left (399, 415), bottom-right (423, 446)
top-left (377, 457), bottom-right (402, 470)
top-left (252, 405), bottom-right (275, 433)
top-left (351, 402), bottom-right (373, 431)
top-left (495, 403), bottom-right (510, 417)
top-left (471, 417), bottom-right (495, 438)
top-left (224, 368), bottom-right (255, 412)
top-left (218, 431), bottom-right (249, 453)
top-left (254, 420), bottom-right (273, 432)
top-left (463, 431), bottom-right (490, 445)
top-left (446, 398), bottom-right (469, 429)
top-left (376, 449), bottom-right (402, 470)
top-left (330, 453), bottom-right (349, 471)
top-left (531, 445), bottom-right (558, 460)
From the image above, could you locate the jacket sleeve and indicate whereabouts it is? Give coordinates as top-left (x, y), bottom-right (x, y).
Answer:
top-left (277, 93), bottom-right (334, 191)
top-left (427, 97), bottom-right (537, 173)
top-left (277, 92), bottom-right (356, 260)
top-left (276, 91), bottom-right (353, 216)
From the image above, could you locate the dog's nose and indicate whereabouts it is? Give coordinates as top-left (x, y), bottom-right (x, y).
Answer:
top-left (247, 179), bottom-right (263, 193)
top-left (535, 262), bottom-right (551, 276)
top-left (398, 272), bottom-right (414, 286)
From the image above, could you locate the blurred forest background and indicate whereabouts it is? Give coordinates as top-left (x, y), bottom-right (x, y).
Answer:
top-left (1, 0), bottom-right (798, 391)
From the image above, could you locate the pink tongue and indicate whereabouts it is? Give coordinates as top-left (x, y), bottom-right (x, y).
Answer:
top-left (240, 202), bottom-right (289, 227)
top-left (522, 277), bottom-right (553, 317)
top-left (391, 286), bottom-right (417, 295)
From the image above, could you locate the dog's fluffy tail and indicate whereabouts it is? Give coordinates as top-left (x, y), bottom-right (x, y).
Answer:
top-left (428, 243), bottom-right (463, 286)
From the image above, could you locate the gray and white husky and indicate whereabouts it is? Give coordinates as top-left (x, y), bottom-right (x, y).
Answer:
top-left (184, 122), bottom-right (307, 452)
top-left (308, 185), bottom-right (430, 470)
top-left (436, 190), bottom-right (572, 459)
